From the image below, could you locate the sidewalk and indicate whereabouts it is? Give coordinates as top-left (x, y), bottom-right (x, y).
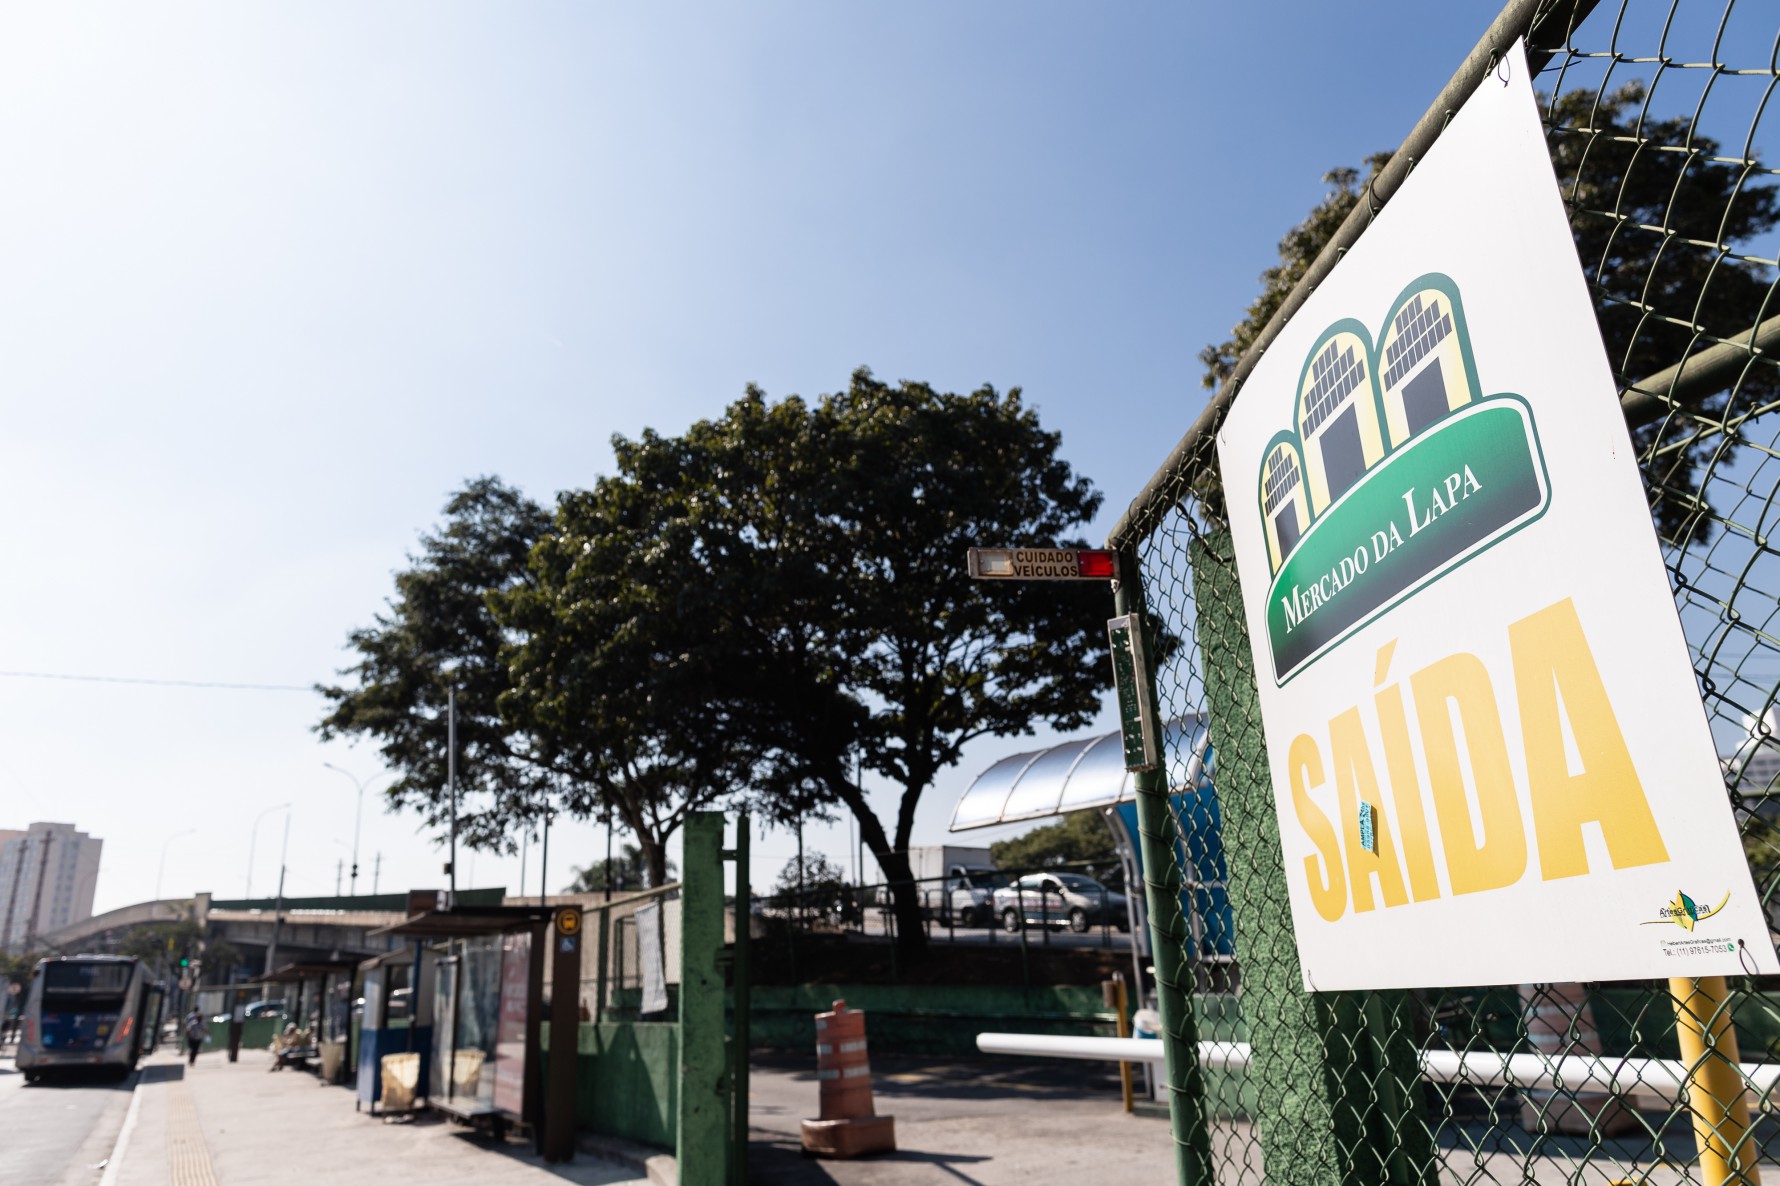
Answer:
top-left (107, 1049), bottom-right (649, 1186)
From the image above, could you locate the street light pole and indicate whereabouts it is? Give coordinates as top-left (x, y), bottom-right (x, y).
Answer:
top-left (246, 803), bottom-right (291, 900)
top-left (448, 686), bottom-right (458, 898)
top-left (155, 829), bottom-right (196, 901)
top-left (322, 763), bottom-right (387, 897)
top-left (265, 813), bottom-right (291, 976)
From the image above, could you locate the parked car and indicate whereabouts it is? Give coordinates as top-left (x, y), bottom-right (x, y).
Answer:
top-left (211, 998), bottom-right (286, 1024)
top-left (993, 872), bottom-right (1130, 934)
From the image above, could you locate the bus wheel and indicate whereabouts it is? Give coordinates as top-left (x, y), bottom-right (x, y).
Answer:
top-left (23, 1071), bottom-right (40, 1085)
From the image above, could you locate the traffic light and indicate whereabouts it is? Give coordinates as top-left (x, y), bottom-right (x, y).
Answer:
top-left (178, 957), bottom-right (190, 967)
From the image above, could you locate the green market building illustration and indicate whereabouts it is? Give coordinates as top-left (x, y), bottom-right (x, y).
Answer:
top-left (1254, 274), bottom-right (1550, 684)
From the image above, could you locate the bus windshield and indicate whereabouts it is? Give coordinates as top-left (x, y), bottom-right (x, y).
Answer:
top-left (45, 962), bottom-right (134, 993)
top-left (42, 961), bottom-right (132, 1012)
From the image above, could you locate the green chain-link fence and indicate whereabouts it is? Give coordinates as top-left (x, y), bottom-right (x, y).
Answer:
top-left (1111, 0), bottom-right (1780, 1182)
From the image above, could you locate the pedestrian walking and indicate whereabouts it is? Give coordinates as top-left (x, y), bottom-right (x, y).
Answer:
top-left (183, 1006), bottom-right (207, 1067)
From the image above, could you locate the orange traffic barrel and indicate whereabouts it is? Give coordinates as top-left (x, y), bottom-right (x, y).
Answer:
top-left (801, 1000), bottom-right (895, 1158)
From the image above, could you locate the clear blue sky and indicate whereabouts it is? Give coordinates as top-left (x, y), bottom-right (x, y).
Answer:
top-left (0, 1), bottom-right (1515, 912)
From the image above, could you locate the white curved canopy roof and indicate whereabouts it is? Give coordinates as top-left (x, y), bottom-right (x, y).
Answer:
top-left (948, 716), bottom-right (1206, 832)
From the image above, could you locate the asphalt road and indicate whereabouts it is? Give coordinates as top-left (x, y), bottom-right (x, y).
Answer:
top-left (0, 1051), bottom-right (138, 1186)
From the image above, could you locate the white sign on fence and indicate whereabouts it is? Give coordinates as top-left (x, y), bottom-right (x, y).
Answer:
top-left (1214, 40), bottom-right (1777, 991)
top-left (636, 901), bottom-right (669, 1015)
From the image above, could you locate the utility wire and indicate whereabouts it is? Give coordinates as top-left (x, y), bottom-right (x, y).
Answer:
top-left (0, 669), bottom-right (314, 692)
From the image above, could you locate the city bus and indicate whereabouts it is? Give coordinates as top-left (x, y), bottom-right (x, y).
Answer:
top-left (15, 955), bottom-right (160, 1082)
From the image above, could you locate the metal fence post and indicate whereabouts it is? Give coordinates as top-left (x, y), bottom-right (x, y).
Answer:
top-left (1114, 554), bottom-right (1213, 1186)
top-left (729, 817), bottom-right (752, 1186)
top-left (678, 812), bottom-right (728, 1186)
top-left (1187, 530), bottom-right (1433, 1186)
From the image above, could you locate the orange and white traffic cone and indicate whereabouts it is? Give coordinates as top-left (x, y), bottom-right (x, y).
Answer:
top-left (800, 1000), bottom-right (896, 1158)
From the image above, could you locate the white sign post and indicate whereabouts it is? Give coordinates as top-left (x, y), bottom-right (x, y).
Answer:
top-left (1215, 40), bottom-right (1776, 991)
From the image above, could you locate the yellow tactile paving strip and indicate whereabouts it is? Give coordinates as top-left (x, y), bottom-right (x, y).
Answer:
top-left (166, 1080), bottom-right (219, 1186)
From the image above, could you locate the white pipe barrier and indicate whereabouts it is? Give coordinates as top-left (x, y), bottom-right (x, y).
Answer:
top-left (975, 1033), bottom-right (1780, 1106)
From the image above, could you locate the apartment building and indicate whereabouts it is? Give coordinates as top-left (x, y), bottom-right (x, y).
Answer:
top-left (0, 822), bottom-right (103, 950)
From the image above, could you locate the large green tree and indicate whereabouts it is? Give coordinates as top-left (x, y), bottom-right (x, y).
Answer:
top-left (566, 370), bottom-right (1109, 953)
top-left (317, 477), bottom-right (560, 854)
top-left (499, 460), bottom-right (777, 886)
top-left (1549, 81), bottom-right (1778, 544)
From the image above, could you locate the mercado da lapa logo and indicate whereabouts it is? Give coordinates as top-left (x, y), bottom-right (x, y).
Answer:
top-left (1255, 273), bottom-right (1551, 685)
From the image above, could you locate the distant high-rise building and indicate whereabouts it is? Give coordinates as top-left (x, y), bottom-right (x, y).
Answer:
top-left (0, 822), bottom-right (103, 951)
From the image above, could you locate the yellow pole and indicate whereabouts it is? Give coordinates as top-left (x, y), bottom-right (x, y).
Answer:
top-left (1670, 975), bottom-right (1761, 1186)
top-left (1106, 975), bottom-right (1134, 1113)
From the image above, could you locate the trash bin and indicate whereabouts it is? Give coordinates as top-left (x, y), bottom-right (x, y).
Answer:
top-left (380, 1052), bottom-right (423, 1113)
top-left (319, 1040), bottom-right (347, 1084)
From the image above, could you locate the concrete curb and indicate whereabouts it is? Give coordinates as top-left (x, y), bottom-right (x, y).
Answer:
top-left (577, 1133), bottom-right (676, 1186)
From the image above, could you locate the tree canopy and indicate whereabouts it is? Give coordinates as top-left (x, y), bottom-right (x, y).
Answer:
top-left (568, 370), bottom-right (1109, 950)
top-left (321, 371), bottom-right (1107, 941)
top-left (990, 811), bottom-right (1122, 886)
top-left (317, 477), bottom-right (558, 852)
top-left (1549, 81), bottom-right (1779, 543)
top-left (565, 845), bottom-right (663, 894)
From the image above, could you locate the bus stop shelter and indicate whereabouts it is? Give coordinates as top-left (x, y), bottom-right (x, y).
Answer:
top-left (371, 904), bottom-right (572, 1152)
top-left (254, 958), bottom-right (361, 1079)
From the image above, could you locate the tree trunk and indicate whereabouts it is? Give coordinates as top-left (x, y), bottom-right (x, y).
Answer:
top-left (639, 833), bottom-right (669, 888)
top-left (869, 845), bottom-right (927, 957)
top-left (828, 766), bottom-right (928, 956)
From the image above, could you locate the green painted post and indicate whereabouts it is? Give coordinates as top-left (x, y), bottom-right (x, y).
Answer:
top-left (679, 812), bottom-right (728, 1186)
top-left (1188, 530), bottom-right (1433, 1186)
top-left (1114, 556), bottom-right (1213, 1186)
top-left (731, 816), bottom-right (751, 1186)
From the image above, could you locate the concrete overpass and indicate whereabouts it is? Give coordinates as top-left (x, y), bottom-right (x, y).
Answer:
top-left (34, 888), bottom-right (508, 975)
top-left (36, 896), bottom-right (204, 951)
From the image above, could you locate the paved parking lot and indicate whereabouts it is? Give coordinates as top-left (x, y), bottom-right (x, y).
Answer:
top-left (747, 1053), bottom-right (1174, 1185)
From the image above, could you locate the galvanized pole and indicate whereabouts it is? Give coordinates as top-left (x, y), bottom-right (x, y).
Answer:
top-left (540, 811), bottom-right (551, 902)
top-left (264, 815), bottom-right (291, 977)
top-left (1113, 553), bottom-right (1213, 1186)
top-left (447, 687), bottom-right (458, 898)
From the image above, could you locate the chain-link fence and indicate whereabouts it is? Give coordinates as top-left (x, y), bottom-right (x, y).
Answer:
top-left (1111, 0), bottom-right (1780, 1182)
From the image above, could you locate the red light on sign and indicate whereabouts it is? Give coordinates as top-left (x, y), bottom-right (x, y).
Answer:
top-left (1076, 550), bottom-right (1116, 579)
